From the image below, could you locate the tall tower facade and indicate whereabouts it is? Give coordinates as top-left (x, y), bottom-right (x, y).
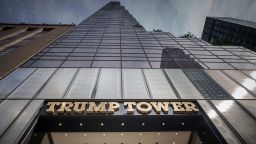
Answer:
top-left (0, 2), bottom-right (255, 144)
top-left (21, 2), bottom-right (203, 69)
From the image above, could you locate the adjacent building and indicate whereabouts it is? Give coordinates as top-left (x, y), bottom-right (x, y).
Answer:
top-left (0, 2), bottom-right (255, 144)
top-left (202, 17), bottom-right (256, 51)
top-left (0, 23), bottom-right (73, 79)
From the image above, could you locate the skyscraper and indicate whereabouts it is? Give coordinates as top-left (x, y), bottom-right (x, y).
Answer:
top-left (202, 17), bottom-right (256, 51)
top-left (0, 2), bottom-right (255, 144)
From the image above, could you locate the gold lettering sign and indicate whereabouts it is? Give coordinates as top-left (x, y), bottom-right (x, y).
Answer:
top-left (124, 102), bottom-right (136, 114)
top-left (150, 102), bottom-right (169, 114)
top-left (183, 102), bottom-right (198, 112)
top-left (57, 102), bottom-right (73, 113)
top-left (136, 102), bottom-right (152, 114)
top-left (46, 102), bottom-right (60, 113)
top-left (108, 102), bottom-right (120, 114)
top-left (46, 101), bottom-right (199, 114)
top-left (73, 102), bottom-right (87, 113)
top-left (87, 102), bottom-right (107, 113)
top-left (170, 102), bottom-right (185, 113)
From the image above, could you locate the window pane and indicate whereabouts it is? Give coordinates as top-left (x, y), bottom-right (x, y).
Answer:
top-left (230, 63), bottom-right (256, 70)
top-left (206, 70), bottom-right (255, 99)
top-left (212, 100), bottom-right (256, 144)
top-left (30, 60), bottom-right (63, 67)
top-left (238, 100), bottom-right (256, 117)
top-left (122, 69), bottom-right (150, 99)
top-left (122, 61), bottom-right (150, 68)
top-left (197, 100), bottom-right (241, 144)
top-left (204, 63), bottom-right (234, 69)
top-left (0, 68), bottom-right (35, 99)
top-left (8, 68), bottom-right (55, 99)
top-left (242, 70), bottom-right (256, 80)
top-left (95, 69), bottom-right (121, 99)
top-left (223, 70), bottom-right (256, 94)
top-left (210, 51), bottom-right (233, 56)
top-left (0, 100), bottom-right (43, 144)
top-left (164, 69), bottom-right (203, 99)
top-left (92, 61), bottom-right (121, 68)
top-left (143, 69), bottom-right (177, 99)
top-left (0, 100), bottom-right (30, 136)
top-left (37, 68), bottom-right (77, 99)
top-left (65, 68), bottom-right (99, 99)
top-left (61, 61), bottom-right (92, 67)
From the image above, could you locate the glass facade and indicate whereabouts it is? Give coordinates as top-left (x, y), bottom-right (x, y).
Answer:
top-left (21, 7), bottom-right (256, 70)
top-left (0, 2), bottom-right (255, 144)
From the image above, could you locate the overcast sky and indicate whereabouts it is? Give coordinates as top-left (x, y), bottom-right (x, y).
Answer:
top-left (0, 0), bottom-right (255, 37)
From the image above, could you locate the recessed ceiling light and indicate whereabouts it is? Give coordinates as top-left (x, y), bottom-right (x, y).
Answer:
top-left (121, 123), bottom-right (125, 126)
top-left (181, 122), bottom-right (185, 126)
top-left (139, 133), bottom-right (143, 136)
top-left (141, 122), bottom-right (145, 126)
top-left (58, 123), bottom-right (62, 126)
top-left (65, 133), bottom-right (68, 136)
top-left (162, 122), bottom-right (165, 126)
top-left (84, 133), bottom-right (87, 136)
top-left (102, 133), bottom-right (106, 136)
top-left (121, 133), bottom-right (124, 136)
top-left (175, 132), bottom-right (178, 135)
top-left (101, 123), bottom-right (104, 126)
top-left (80, 123), bottom-right (83, 126)
top-left (157, 132), bottom-right (160, 136)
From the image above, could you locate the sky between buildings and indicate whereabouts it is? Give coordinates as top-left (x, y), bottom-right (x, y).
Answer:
top-left (0, 0), bottom-right (255, 37)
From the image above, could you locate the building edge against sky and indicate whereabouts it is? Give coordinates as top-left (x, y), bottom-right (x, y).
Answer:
top-left (0, 2), bottom-right (255, 144)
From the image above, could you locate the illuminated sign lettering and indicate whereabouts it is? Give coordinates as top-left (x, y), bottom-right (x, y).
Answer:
top-left (46, 101), bottom-right (199, 115)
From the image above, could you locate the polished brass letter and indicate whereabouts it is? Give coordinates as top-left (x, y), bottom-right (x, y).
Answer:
top-left (136, 102), bottom-right (152, 114)
top-left (170, 102), bottom-right (185, 114)
top-left (57, 102), bottom-right (74, 113)
top-left (73, 102), bottom-right (87, 113)
top-left (108, 102), bottom-right (120, 114)
top-left (46, 102), bottom-right (60, 113)
top-left (124, 102), bottom-right (136, 114)
top-left (182, 102), bottom-right (198, 113)
top-left (87, 102), bottom-right (107, 113)
top-left (150, 102), bottom-right (169, 114)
